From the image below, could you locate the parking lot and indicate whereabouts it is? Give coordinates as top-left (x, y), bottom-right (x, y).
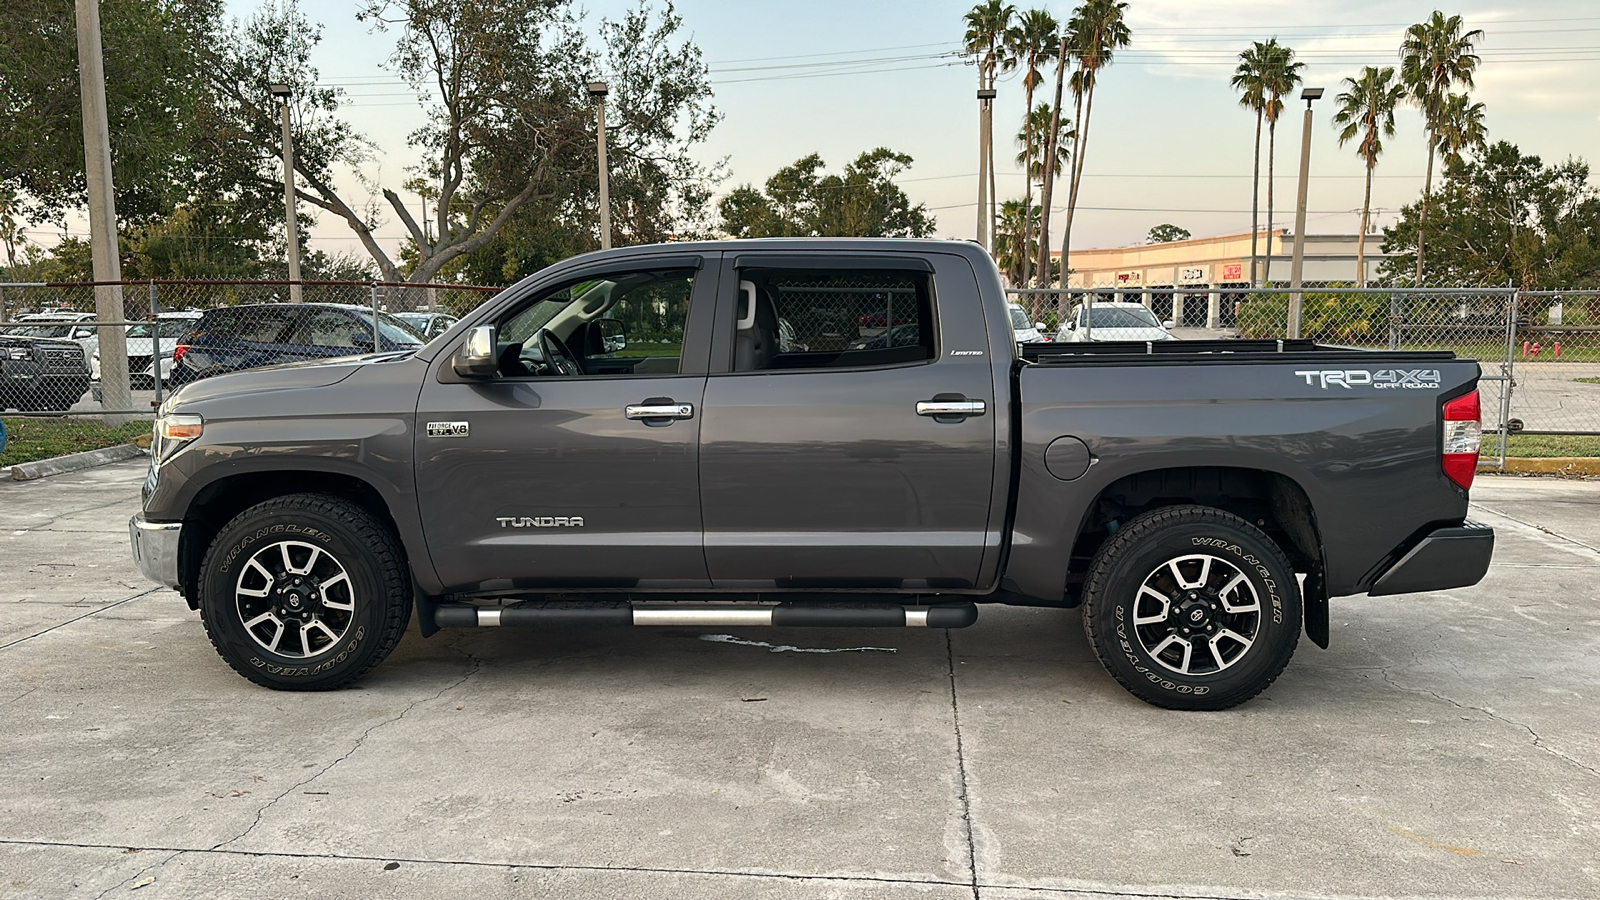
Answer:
top-left (2, 459), bottom-right (1598, 899)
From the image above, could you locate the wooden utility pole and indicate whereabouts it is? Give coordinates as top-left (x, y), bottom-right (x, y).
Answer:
top-left (75, 0), bottom-right (131, 418)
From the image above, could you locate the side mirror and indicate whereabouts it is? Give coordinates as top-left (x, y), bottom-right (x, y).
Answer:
top-left (1162, 320), bottom-right (1176, 329)
top-left (452, 325), bottom-right (499, 378)
top-left (595, 317), bottom-right (627, 353)
top-left (1034, 322), bottom-right (1046, 331)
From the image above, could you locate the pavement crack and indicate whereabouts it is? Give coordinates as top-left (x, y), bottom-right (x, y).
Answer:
top-left (1470, 501), bottom-right (1600, 557)
top-left (1377, 666), bottom-right (1600, 780)
top-left (945, 631), bottom-right (981, 900)
top-left (0, 588), bottom-right (162, 652)
top-left (210, 646), bottom-right (483, 852)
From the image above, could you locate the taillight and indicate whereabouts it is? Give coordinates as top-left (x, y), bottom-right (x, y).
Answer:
top-left (172, 343), bottom-right (190, 363)
top-left (1442, 390), bottom-right (1481, 491)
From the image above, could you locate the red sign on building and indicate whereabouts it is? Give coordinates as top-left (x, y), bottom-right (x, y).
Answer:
top-left (1220, 262), bottom-right (1244, 281)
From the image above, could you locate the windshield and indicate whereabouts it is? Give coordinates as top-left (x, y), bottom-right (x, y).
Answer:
top-left (1083, 306), bottom-right (1161, 329)
top-left (4, 324), bottom-right (73, 338)
top-left (354, 311), bottom-right (426, 347)
top-left (127, 319), bottom-right (199, 340)
top-left (1008, 307), bottom-right (1031, 329)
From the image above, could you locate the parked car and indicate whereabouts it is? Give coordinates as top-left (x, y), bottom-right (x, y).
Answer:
top-left (0, 335), bottom-right (92, 411)
top-left (133, 239), bottom-right (1493, 711)
top-left (394, 311), bottom-right (459, 340)
top-left (95, 311), bottom-right (204, 388)
top-left (168, 304), bottom-right (426, 385)
top-left (4, 312), bottom-right (102, 378)
top-left (1008, 303), bottom-right (1049, 343)
top-left (1056, 302), bottom-right (1176, 342)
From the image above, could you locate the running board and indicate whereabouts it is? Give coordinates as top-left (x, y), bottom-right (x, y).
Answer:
top-left (431, 601), bottom-right (978, 629)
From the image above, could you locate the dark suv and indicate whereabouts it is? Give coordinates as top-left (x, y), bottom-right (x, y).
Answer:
top-left (169, 304), bottom-right (425, 385)
top-left (0, 335), bottom-right (92, 411)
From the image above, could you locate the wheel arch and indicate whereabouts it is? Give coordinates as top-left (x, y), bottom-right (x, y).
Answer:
top-left (179, 470), bottom-right (403, 610)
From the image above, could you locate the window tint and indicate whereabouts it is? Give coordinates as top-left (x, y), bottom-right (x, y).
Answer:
top-left (496, 268), bottom-right (697, 378)
top-left (298, 309), bottom-right (362, 348)
top-left (733, 268), bottom-right (934, 372)
top-left (209, 307), bottom-right (301, 344)
top-left (1082, 306), bottom-right (1161, 328)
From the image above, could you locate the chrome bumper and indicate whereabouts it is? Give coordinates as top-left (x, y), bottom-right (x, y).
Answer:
top-left (129, 514), bottom-right (182, 590)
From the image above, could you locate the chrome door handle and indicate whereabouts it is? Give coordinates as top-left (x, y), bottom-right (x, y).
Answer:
top-left (625, 403), bottom-right (694, 420)
top-left (916, 400), bottom-right (986, 417)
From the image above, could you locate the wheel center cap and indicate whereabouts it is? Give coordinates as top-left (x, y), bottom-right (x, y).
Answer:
top-left (287, 595), bottom-right (303, 609)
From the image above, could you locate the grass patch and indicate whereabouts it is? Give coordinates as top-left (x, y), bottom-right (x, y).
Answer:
top-left (1573, 376), bottom-right (1600, 385)
top-left (1497, 433), bottom-right (1600, 458)
top-left (0, 418), bottom-right (149, 467)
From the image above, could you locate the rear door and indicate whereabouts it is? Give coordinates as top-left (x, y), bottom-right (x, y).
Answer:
top-left (415, 254), bottom-right (719, 592)
top-left (698, 252), bottom-right (999, 589)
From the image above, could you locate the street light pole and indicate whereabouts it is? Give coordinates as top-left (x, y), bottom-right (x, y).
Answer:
top-left (977, 87), bottom-right (997, 250)
top-left (74, 0), bottom-right (129, 420)
top-left (587, 81), bottom-right (611, 250)
top-left (270, 84), bottom-right (302, 302)
top-left (1288, 87), bottom-right (1324, 340)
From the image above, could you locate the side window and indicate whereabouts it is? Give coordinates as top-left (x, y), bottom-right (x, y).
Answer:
top-left (733, 268), bottom-right (935, 372)
top-left (225, 308), bottom-right (300, 344)
top-left (495, 267), bottom-right (698, 378)
top-left (299, 310), bottom-right (362, 349)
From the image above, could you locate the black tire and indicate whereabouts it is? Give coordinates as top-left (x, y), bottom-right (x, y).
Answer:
top-left (1081, 505), bottom-right (1301, 711)
top-left (197, 493), bottom-right (412, 690)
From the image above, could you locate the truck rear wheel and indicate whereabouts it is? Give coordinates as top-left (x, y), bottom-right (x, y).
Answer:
top-left (197, 493), bottom-right (411, 690)
top-left (1081, 505), bottom-right (1301, 710)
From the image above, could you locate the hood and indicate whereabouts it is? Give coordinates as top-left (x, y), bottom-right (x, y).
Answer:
top-left (1068, 326), bottom-right (1175, 342)
top-left (168, 353), bottom-right (404, 407)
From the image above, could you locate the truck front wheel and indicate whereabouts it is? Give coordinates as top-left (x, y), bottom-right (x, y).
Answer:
top-left (1081, 505), bottom-right (1301, 710)
top-left (197, 493), bottom-right (411, 690)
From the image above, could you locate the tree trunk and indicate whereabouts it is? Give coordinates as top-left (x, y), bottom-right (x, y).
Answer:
top-left (1249, 109), bottom-right (1262, 286)
top-left (1058, 75), bottom-right (1091, 285)
top-left (1358, 160), bottom-right (1373, 288)
top-left (1265, 115), bottom-right (1277, 284)
top-left (1035, 42), bottom-right (1068, 288)
top-left (1415, 135), bottom-right (1436, 285)
top-left (1020, 73), bottom-right (1037, 288)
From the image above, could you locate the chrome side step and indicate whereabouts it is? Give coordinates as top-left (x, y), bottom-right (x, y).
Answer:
top-left (432, 601), bottom-right (978, 630)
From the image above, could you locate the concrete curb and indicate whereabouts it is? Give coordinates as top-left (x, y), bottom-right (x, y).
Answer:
top-left (1481, 457), bottom-right (1600, 477)
top-left (9, 443), bottom-right (146, 482)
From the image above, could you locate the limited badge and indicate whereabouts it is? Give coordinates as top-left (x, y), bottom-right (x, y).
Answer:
top-left (426, 421), bottom-right (469, 438)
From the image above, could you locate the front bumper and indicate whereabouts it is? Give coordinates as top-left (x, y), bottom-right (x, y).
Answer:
top-left (129, 514), bottom-right (182, 590)
top-left (1368, 520), bottom-right (1495, 596)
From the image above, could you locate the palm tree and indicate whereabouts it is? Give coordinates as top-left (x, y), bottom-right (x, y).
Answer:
top-left (1332, 66), bottom-right (1404, 287)
top-left (1002, 8), bottom-right (1059, 286)
top-left (1435, 92), bottom-right (1487, 170)
top-left (1232, 41), bottom-right (1273, 286)
top-left (1260, 40), bottom-right (1303, 284)
top-left (1057, 0), bottom-right (1131, 283)
top-left (1400, 11), bottom-right (1483, 283)
top-left (1016, 102), bottom-right (1073, 184)
top-left (964, 1), bottom-right (1016, 250)
top-left (994, 198), bottom-right (1041, 286)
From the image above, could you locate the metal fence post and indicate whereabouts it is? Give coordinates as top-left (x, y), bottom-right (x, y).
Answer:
top-left (370, 282), bottom-right (381, 347)
top-left (1388, 291), bottom-right (1401, 351)
top-left (1497, 286), bottom-right (1518, 467)
top-left (150, 281), bottom-right (163, 408)
top-left (1084, 290), bottom-right (1094, 342)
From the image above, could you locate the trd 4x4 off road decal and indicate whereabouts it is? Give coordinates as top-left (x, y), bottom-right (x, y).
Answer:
top-left (1294, 369), bottom-right (1441, 390)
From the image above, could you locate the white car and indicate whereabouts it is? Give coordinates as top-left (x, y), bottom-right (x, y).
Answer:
top-left (1007, 304), bottom-right (1049, 343)
top-left (1056, 302), bottom-right (1176, 343)
top-left (97, 311), bottom-right (203, 387)
top-left (4, 312), bottom-right (102, 378)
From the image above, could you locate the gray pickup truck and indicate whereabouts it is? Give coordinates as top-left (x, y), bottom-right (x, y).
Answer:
top-left (129, 239), bottom-right (1493, 709)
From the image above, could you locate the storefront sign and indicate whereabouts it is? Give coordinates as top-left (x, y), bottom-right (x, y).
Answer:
top-left (1179, 266), bottom-right (1206, 284)
top-left (1219, 262), bottom-right (1244, 281)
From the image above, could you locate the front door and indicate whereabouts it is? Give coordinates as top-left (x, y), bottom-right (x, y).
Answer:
top-left (415, 256), bottom-right (718, 592)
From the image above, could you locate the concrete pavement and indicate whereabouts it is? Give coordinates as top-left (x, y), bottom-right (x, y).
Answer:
top-left (2, 461), bottom-right (1597, 899)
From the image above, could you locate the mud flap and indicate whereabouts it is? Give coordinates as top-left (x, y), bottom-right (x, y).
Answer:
top-left (1304, 568), bottom-right (1329, 649)
top-left (413, 581), bottom-right (442, 638)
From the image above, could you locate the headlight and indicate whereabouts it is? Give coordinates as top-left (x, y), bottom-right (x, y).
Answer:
top-left (152, 413), bottom-right (203, 465)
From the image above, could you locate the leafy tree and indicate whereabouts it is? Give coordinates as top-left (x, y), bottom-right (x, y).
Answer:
top-left (1332, 66), bottom-right (1405, 286)
top-left (716, 149), bottom-right (934, 239)
top-left (964, 1), bottom-right (1016, 250)
top-left (1015, 104), bottom-right (1072, 184)
top-left (993, 199), bottom-right (1039, 286)
top-left (1400, 10), bottom-right (1483, 281)
top-left (0, 0), bottom-right (223, 227)
top-left (1233, 40), bottom-right (1278, 285)
top-left (1146, 224), bottom-right (1190, 244)
top-left (203, 0), bottom-right (717, 284)
top-left (1380, 142), bottom-right (1600, 290)
top-left (1259, 40), bottom-right (1303, 275)
top-left (1001, 8), bottom-right (1059, 287)
top-left (1057, 0), bottom-right (1130, 285)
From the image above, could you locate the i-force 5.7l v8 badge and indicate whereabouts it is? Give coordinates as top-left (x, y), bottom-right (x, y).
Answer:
top-left (426, 421), bottom-right (470, 438)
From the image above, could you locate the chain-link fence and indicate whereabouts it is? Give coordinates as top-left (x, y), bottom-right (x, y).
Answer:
top-left (762, 271), bottom-right (925, 353)
top-left (0, 280), bottom-right (499, 468)
top-left (1008, 282), bottom-right (1600, 460)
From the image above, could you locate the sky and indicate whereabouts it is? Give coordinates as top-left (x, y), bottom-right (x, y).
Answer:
top-left (226, 0), bottom-right (1600, 264)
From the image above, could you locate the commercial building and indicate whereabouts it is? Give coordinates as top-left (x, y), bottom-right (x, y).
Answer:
top-left (1044, 229), bottom-right (1391, 328)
